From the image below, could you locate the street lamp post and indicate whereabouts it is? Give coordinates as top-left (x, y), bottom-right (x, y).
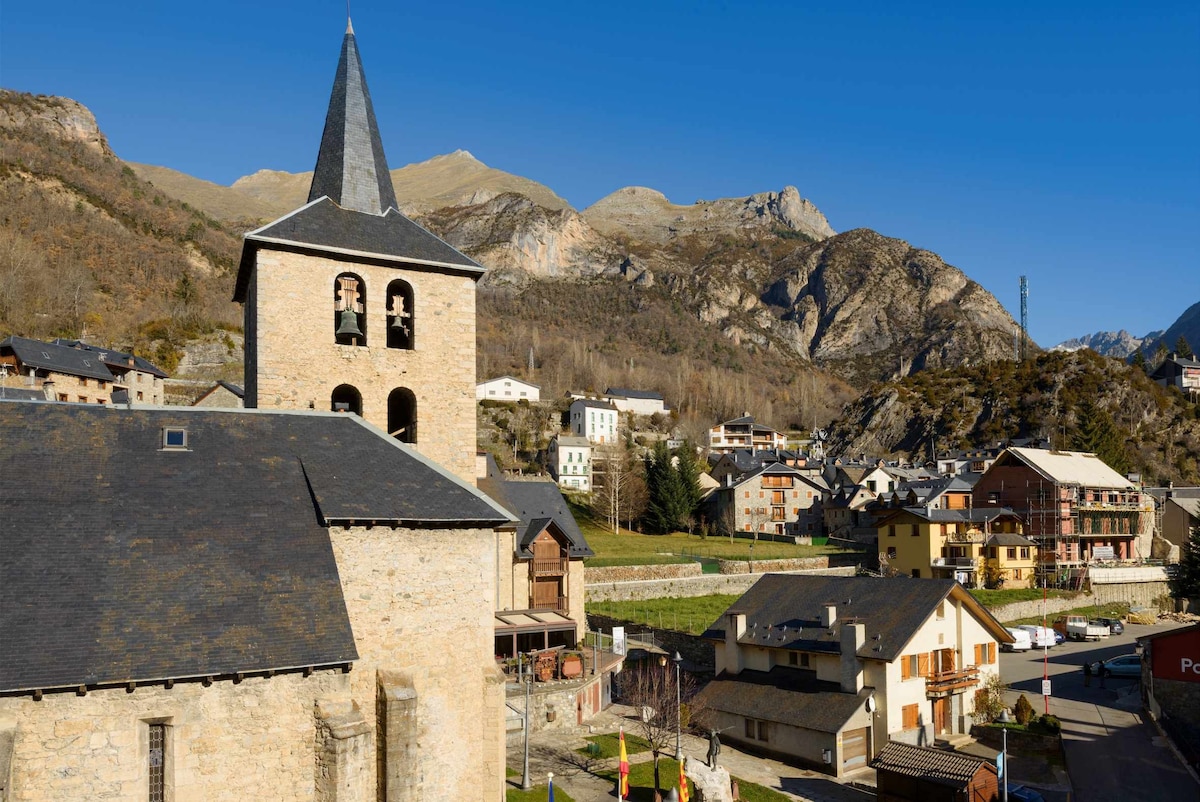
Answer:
top-left (521, 653), bottom-right (532, 791)
top-left (672, 651), bottom-right (683, 762)
top-left (998, 709), bottom-right (1010, 802)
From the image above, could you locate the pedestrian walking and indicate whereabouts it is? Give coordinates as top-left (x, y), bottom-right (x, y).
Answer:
top-left (1083, 660), bottom-right (1092, 687)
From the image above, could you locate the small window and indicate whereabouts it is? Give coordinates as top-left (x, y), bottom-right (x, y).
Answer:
top-left (162, 427), bottom-right (188, 450)
top-left (911, 568), bottom-right (921, 578)
top-left (789, 652), bottom-right (798, 666)
top-left (1007, 547), bottom-right (1017, 560)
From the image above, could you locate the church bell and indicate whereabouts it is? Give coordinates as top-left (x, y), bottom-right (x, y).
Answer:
top-left (336, 309), bottom-right (363, 338)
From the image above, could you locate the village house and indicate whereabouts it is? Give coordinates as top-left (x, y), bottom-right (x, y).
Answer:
top-left (1146, 486), bottom-right (1200, 562)
top-left (1150, 353), bottom-right (1200, 399)
top-left (602, 387), bottom-right (668, 415)
top-left (547, 434), bottom-right (593, 491)
top-left (477, 375), bottom-right (540, 402)
top-left (873, 506), bottom-right (1029, 587)
top-left (972, 447), bottom-right (1153, 583)
top-left (823, 484), bottom-right (881, 545)
top-left (1138, 623), bottom-right (1200, 772)
top-left (708, 448), bottom-right (814, 486)
top-left (190, 380), bottom-right (245, 408)
top-left (0, 335), bottom-right (167, 406)
top-left (569, 398), bottom-right (618, 444)
top-left (709, 414), bottom-right (789, 454)
top-left (708, 462), bottom-right (829, 539)
top-left (697, 575), bottom-right (1011, 778)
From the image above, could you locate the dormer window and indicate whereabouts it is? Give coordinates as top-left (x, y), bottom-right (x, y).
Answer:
top-left (162, 427), bottom-right (188, 450)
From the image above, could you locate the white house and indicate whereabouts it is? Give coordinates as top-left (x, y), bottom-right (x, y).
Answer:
top-left (548, 435), bottom-right (593, 491)
top-left (603, 388), bottom-right (668, 416)
top-left (476, 376), bottom-right (540, 402)
top-left (698, 575), bottom-right (1011, 777)
top-left (569, 398), bottom-right (618, 444)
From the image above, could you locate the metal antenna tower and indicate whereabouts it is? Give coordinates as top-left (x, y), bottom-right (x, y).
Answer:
top-left (1019, 276), bottom-right (1029, 361)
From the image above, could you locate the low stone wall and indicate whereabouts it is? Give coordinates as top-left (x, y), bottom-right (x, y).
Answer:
top-left (584, 562), bottom-right (703, 583)
top-left (585, 566), bottom-right (856, 603)
top-left (716, 554), bottom-right (861, 575)
top-left (989, 594), bottom-right (1091, 624)
top-left (1090, 580), bottom-right (1170, 609)
top-left (970, 724), bottom-right (1061, 755)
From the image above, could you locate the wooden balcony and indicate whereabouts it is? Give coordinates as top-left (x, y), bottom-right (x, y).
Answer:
top-left (925, 666), bottom-right (981, 696)
top-left (531, 557), bottom-right (568, 577)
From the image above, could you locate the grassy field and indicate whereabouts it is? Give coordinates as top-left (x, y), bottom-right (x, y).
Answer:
top-left (505, 783), bottom-right (575, 802)
top-left (570, 500), bottom-right (859, 567)
top-left (1006, 602), bottom-right (1130, 628)
top-left (578, 732), bottom-right (652, 759)
top-left (595, 756), bottom-right (791, 802)
top-left (969, 588), bottom-right (1083, 606)
top-left (588, 595), bottom-right (742, 635)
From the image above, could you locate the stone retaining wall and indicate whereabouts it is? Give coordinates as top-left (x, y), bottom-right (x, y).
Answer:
top-left (585, 566), bottom-right (856, 603)
top-left (989, 594), bottom-right (1091, 624)
top-left (715, 554), bottom-right (861, 575)
top-left (988, 580), bottom-right (1172, 623)
top-left (584, 562), bottom-right (703, 583)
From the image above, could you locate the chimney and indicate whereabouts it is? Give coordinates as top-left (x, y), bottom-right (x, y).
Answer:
top-left (821, 603), bottom-right (837, 628)
top-left (840, 622), bottom-right (866, 694)
top-left (41, 379), bottom-right (55, 401)
top-left (725, 612), bottom-right (747, 675)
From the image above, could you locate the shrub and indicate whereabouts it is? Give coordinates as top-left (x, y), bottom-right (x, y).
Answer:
top-left (1033, 714), bottom-right (1061, 735)
top-left (1013, 694), bottom-right (1035, 726)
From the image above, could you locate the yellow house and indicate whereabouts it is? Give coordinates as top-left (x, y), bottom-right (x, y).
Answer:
top-left (876, 507), bottom-right (1025, 588)
top-left (982, 532), bottom-right (1039, 588)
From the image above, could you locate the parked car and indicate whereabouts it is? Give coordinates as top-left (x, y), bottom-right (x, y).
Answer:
top-left (1003, 628), bottom-right (1033, 652)
top-left (1094, 616), bottom-right (1124, 635)
top-left (1087, 654), bottom-right (1141, 678)
top-left (1052, 629), bottom-right (1066, 645)
top-left (1015, 625), bottom-right (1056, 648)
top-left (1008, 785), bottom-right (1046, 802)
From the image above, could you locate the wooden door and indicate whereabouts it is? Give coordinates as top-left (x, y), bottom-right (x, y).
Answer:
top-left (532, 578), bottom-right (561, 609)
top-left (933, 697), bottom-right (950, 735)
top-left (841, 727), bottom-right (869, 772)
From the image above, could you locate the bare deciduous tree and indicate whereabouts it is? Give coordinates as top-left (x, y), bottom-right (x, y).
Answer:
top-left (617, 657), bottom-right (707, 798)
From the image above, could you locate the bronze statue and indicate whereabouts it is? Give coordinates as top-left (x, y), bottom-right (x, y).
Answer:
top-left (707, 729), bottom-right (721, 768)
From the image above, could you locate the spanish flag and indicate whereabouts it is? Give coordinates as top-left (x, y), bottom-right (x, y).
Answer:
top-left (679, 758), bottom-right (690, 802)
top-left (618, 727), bottom-right (630, 799)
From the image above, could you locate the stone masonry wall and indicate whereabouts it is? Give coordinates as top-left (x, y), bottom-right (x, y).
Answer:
top-left (0, 670), bottom-right (351, 802)
top-left (984, 581), bottom-right (1171, 623)
top-left (249, 249), bottom-right (478, 482)
top-left (329, 525), bottom-right (503, 802)
top-left (585, 566), bottom-right (855, 603)
top-left (584, 563), bottom-right (703, 583)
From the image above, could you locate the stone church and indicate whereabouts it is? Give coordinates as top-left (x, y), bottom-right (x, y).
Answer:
top-left (1, 20), bottom-right (512, 802)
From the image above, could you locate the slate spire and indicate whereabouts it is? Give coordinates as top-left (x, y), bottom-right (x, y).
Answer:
top-left (307, 20), bottom-right (399, 215)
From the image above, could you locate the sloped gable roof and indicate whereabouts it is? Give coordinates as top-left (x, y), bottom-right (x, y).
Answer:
top-left (0, 402), bottom-right (512, 692)
top-left (694, 668), bottom-right (870, 734)
top-left (475, 475), bottom-right (593, 559)
top-left (871, 741), bottom-right (995, 787)
top-left (1000, 447), bottom-right (1135, 490)
top-left (1, 336), bottom-right (116, 382)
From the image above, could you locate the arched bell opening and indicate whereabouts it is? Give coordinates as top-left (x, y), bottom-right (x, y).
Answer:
top-left (334, 273), bottom-right (367, 346)
top-left (386, 280), bottom-right (414, 350)
top-left (387, 387), bottom-right (417, 443)
top-left (331, 384), bottom-right (363, 416)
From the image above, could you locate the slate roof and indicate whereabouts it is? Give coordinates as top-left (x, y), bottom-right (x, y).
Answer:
top-left (476, 474), bottom-right (593, 559)
top-left (694, 668), bottom-right (870, 734)
top-left (308, 23), bottom-right (398, 216)
top-left (0, 401), bottom-right (512, 692)
top-left (1, 336), bottom-right (116, 382)
top-left (984, 532), bottom-right (1037, 548)
top-left (51, 338), bottom-right (169, 378)
top-left (876, 507), bottom-right (1021, 526)
top-left (571, 398), bottom-right (617, 411)
top-left (233, 198), bottom-right (483, 301)
top-left (870, 741), bottom-right (994, 787)
top-left (700, 575), bottom-right (1012, 661)
top-left (554, 435), bottom-right (591, 448)
top-left (0, 387), bottom-right (43, 400)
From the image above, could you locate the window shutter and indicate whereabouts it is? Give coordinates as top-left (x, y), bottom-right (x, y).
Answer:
top-left (974, 644), bottom-right (982, 665)
top-left (901, 656), bottom-right (912, 680)
top-left (917, 653), bottom-right (930, 678)
top-left (988, 643), bottom-right (997, 664)
top-left (902, 704), bottom-right (918, 729)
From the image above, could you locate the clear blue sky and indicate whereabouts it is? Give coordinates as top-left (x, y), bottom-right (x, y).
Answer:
top-left (2, 1), bottom-right (1197, 347)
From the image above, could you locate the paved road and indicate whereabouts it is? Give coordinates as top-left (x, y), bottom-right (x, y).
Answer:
top-left (999, 622), bottom-right (1198, 802)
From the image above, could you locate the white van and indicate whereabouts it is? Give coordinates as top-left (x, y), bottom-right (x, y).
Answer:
top-left (1016, 625), bottom-right (1056, 649)
top-left (1003, 628), bottom-right (1032, 652)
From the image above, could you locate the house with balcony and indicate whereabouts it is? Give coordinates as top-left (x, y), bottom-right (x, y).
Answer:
top-left (972, 447), bottom-right (1153, 583)
top-left (709, 414), bottom-right (789, 454)
top-left (1, 336), bottom-right (168, 405)
top-left (547, 435), bottom-right (593, 492)
top-left (708, 463), bottom-right (829, 539)
top-left (1150, 353), bottom-right (1200, 399)
top-left (874, 506), bottom-right (1026, 587)
top-left (477, 458), bottom-right (593, 658)
top-left (697, 575), bottom-right (1011, 777)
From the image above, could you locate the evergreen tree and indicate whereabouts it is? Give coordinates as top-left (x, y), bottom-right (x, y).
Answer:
top-left (642, 441), bottom-right (701, 534)
top-left (1170, 525), bottom-right (1200, 601)
top-left (1131, 349), bottom-right (1147, 372)
top-left (1071, 400), bottom-right (1129, 474)
top-left (1176, 336), bottom-right (1194, 360)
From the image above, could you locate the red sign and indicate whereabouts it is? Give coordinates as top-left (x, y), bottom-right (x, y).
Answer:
top-left (1150, 627), bottom-right (1200, 684)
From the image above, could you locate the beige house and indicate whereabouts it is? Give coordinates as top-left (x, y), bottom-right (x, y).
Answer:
top-left (0, 336), bottom-right (167, 405)
top-left (709, 414), bottom-right (788, 454)
top-left (698, 575), bottom-right (1011, 777)
top-left (874, 507), bottom-right (1027, 587)
top-left (709, 462), bottom-right (828, 538)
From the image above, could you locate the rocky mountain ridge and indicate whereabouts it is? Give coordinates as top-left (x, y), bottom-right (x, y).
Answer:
top-left (1052, 329), bottom-right (1158, 358)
